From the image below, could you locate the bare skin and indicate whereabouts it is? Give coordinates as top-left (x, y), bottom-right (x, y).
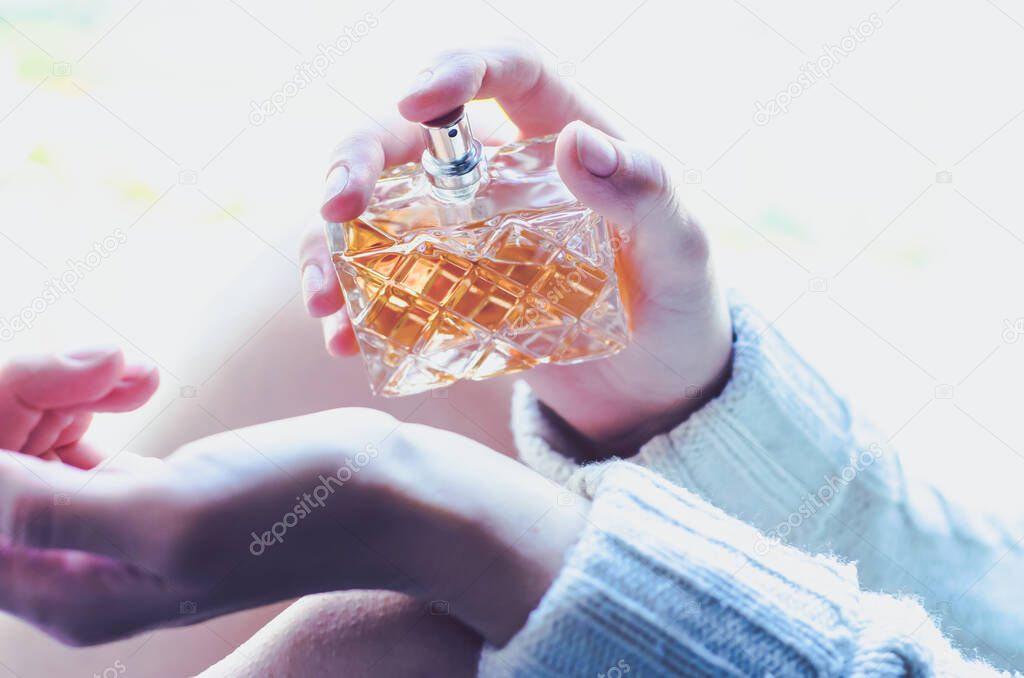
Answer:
top-left (0, 43), bottom-right (736, 678)
top-left (304, 42), bottom-right (733, 457)
top-left (215, 42), bottom-right (737, 676)
top-left (193, 43), bottom-right (736, 677)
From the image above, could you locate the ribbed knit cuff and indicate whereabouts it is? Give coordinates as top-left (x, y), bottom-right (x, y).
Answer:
top-left (511, 295), bottom-right (901, 548)
top-left (478, 462), bottom-right (908, 677)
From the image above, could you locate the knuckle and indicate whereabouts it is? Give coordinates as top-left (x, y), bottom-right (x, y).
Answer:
top-left (646, 172), bottom-right (710, 264)
top-left (505, 41), bottom-right (548, 83)
top-left (673, 217), bottom-right (712, 267)
top-left (616, 148), bottom-right (711, 264)
top-left (433, 47), bottom-right (468, 63)
top-left (305, 408), bottom-right (399, 461)
top-left (609, 146), bottom-right (678, 221)
top-left (654, 168), bottom-right (681, 218)
top-left (439, 51), bottom-right (489, 94)
top-left (361, 407), bottom-right (398, 432)
top-left (432, 47), bottom-right (488, 70)
top-left (622, 147), bottom-right (674, 205)
top-left (333, 407), bottom-right (397, 433)
top-left (342, 128), bottom-right (378, 150)
top-left (383, 422), bottom-right (429, 469)
top-left (507, 39), bottom-right (543, 65)
top-left (328, 130), bottom-right (379, 168)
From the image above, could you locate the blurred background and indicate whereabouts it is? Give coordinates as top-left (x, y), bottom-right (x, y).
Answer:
top-left (2, 0), bottom-right (1023, 675)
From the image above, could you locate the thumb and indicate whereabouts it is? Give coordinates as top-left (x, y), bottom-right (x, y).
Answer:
top-left (554, 121), bottom-right (709, 270)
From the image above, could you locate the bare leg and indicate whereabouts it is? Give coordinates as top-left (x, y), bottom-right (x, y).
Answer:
top-left (130, 253), bottom-right (515, 457)
top-left (199, 592), bottom-right (482, 677)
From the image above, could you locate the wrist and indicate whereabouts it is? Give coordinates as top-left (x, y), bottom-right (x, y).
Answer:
top-left (524, 280), bottom-right (733, 456)
top-left (595, 345), bottom-right (733, 455)
top-left (448, 483), bottom-right (589, 646)
top-left (529, 287), bottom-right (734, 458)
top-left (532, 348), bottom-right (733, 461)
top-left (375, 424), bottom-right (588, 646)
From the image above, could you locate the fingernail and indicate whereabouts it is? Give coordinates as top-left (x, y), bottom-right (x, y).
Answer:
top-left (64, 344), bottom-right (120, 366)
top-left (322, 165), bottom-right (350, 208)
top-left (403, 69), bottom-right (433, 99)
top-left (301, 263), bottom-right (325, 304)
top-left (576, 124), bottom-right (619, 178)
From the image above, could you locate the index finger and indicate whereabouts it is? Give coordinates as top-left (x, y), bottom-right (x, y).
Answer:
top-left (397, 42), bottom-right (621, 138)
top-left (321, 114), bottom-right (423, 223)
top-left (322, 43), bottom-right (621, 224)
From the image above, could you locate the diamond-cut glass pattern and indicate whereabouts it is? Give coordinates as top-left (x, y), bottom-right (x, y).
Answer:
top-left (326, 134), bottom-right (630, 396)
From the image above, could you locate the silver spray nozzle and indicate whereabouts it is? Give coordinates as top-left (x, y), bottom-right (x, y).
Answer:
top-left (419, 106), bottom-right (487, 200)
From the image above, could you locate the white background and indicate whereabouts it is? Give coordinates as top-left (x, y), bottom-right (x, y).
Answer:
top-left (1, 0), bottom-right (1023, 675)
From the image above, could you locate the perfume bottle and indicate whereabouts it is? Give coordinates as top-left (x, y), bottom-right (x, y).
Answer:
top-left (326, 107), bottom-right (630, 396)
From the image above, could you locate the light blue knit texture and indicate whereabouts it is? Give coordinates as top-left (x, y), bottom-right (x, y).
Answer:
top-left (481, 463), bottom-right (1013, 677)
top-left (495, 297), bottom-right (1022, 676)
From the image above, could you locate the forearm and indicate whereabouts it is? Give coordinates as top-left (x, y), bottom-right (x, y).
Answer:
top-left (377, 423), bottom-right (590, 646)
top-left (197, 424), bottom-right (589, 677)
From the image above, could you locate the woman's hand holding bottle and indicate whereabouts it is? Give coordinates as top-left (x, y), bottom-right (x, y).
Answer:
top-left (300, 44), bottom-right (733, 455)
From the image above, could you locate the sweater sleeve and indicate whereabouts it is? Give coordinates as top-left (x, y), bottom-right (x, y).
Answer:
top-left (479, 463), bottom-right (1014, 678)
top-left (510, 297), bottom-right (1024, 673)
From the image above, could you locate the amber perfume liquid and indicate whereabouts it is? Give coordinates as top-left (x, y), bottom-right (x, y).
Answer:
top-left (327, 132), bottom-right (629, 397)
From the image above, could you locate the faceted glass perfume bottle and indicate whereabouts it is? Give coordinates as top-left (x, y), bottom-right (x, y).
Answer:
top-left (326, 107), bottom-right (629, 396)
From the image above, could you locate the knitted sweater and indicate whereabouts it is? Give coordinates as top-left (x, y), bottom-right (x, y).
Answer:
top-left (480, 300), bottom-right (1023, 677)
